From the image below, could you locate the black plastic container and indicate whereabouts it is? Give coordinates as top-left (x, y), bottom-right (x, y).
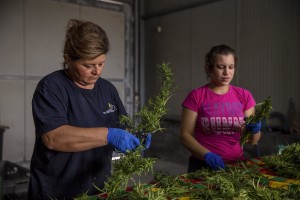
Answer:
top-left (0, 161), bottom-right (30, 200)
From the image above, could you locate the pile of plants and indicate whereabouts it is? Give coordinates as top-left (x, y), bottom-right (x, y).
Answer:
top-left (147, 163), bottom-right (300, 200)
top-left (183, 164), bottom-right (299, 199)
top-left (76, 163), bottom-right (299, 199)
top-left (262, 143), bottom-right (300, 179)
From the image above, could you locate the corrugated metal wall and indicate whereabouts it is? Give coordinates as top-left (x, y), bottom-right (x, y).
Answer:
top-left (144, 0), bottom-right (300, 119)
top-left (237, 0), bottom-right (300, 112)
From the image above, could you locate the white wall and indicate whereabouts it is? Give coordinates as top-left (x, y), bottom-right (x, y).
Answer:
top-left (0, 0), bottom-right (127, 162)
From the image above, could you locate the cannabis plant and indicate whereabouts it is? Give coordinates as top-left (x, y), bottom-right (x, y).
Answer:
top-left (119, 62), bottom-right (174, 141)
top-left (262, 143), bottom-right (300, 178)
top-left (240, 96), bottom-right (272, 145)
top-left (99, 62), bottom-right (174, 199)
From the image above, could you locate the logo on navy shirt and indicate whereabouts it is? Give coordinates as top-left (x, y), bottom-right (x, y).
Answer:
top-left (103, 103), bottom-right (117, 114)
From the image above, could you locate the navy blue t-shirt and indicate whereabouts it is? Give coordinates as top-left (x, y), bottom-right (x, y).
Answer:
top-left (28, 70), bottom-right (127, 199)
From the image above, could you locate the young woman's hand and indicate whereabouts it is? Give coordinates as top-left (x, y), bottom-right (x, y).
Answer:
top-left (204, 152), bottom-right (225, 170)
top-left (246, 121), bottom-right (262, 134)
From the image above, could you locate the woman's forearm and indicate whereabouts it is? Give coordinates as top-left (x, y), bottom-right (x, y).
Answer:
top-left (41, 125), bottom-right (109, 152)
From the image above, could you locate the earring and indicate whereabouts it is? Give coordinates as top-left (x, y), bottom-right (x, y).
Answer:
top-left (65, 64), bottom-right (69, 69)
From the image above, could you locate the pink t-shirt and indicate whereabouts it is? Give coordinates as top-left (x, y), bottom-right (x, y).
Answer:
top-left (182, 84), bottom-right (256, 162)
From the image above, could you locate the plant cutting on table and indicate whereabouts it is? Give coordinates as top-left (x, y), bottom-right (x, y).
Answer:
top-left (262, 142), bottom-right (300, 179)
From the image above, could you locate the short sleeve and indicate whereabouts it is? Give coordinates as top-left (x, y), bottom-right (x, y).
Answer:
top-left (182, 90), bottom-right (199, 113)
top-left (243, 89), bottom-right (256, 111)
top-left (32, 80), bottom-right (68, 136)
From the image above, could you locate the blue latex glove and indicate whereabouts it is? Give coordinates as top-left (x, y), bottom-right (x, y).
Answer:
top-left (143, 134), bottom-right (152, 149)
top-left (107, 128), bottom-right (140, 153)
top-left (204, 152), bottom-right (225, 170)
top-left (246, 121), bottom-right (262, 134)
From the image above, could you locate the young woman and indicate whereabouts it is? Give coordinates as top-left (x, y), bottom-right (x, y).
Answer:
top-left (180, 44), bottom-right (261, 172)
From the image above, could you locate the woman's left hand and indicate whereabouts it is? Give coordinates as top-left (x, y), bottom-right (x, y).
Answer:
top-left (246, 121), bottom-right (262, 134)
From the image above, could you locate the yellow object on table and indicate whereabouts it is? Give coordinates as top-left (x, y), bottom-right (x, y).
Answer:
top-left (246, 158), bottom-right (300, 190)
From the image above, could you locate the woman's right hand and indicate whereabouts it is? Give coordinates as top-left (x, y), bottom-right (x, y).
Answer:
top-left (204, 152), bottom-right (225, 170)
top-left (107, 128), bottom-right (140, 153)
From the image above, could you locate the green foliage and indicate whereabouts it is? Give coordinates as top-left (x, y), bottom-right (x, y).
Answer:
top-left (126, 182), bottom-right (168, 200)
top-left (76, 153), bottom-right (300, 199)
top-left (99, 163), bottom-right (299, 200)
top-left (73, 193), bottom-right (98, 200)
top-left (262, 143), bottom-right (300, 178)
top-left (183, 164), bottom-right (299, 199)
top-left (98, 63), bottom-right (175, 199)
top-left (100, 146), bottom-right (156, 199)
top-left (240, 96), bottom-right (273, 145)
top-left (246, 96), bottom-right (272, 124)
top-left (119, 62), bottom-right (174, 141)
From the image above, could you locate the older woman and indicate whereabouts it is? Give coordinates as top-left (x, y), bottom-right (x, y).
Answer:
top-left (28, 19), bottom-right (151, 199)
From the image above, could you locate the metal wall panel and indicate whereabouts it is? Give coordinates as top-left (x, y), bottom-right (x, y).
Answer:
top-left (0, 80), bottom-right (26, 161)
top-left (191, 0), bottom-right (236, 89)
top-left (144, 10), bottom-right (192, 117)
top-left (237, 0), bottom-right (300, 114)
top-left (142, 0), bottom-right (219, 18)
top-left (25, 0), bottom-right (79, 76)
top-left (0, 0), bottom-right (128, 162)
top-left (0, 0), bottom-right (24, 76)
